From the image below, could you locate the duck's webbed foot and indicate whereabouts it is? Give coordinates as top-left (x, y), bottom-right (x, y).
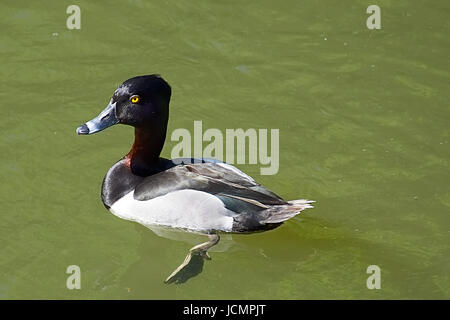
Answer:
top-left (164, 233), bottom-right (220, 284)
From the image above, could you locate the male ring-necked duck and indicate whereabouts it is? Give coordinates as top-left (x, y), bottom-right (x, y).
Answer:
top-left (76, 75), bottom-right (314, 283)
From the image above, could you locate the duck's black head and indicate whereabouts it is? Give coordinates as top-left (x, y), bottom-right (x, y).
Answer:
top-left (76, 74), bottom-right (171, 135)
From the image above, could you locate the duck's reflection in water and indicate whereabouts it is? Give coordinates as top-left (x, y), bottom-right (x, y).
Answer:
top-left (144, 225), bottom-right (234, 284)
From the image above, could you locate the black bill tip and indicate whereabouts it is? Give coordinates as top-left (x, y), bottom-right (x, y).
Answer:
top-left (76, 124), bottom-right (89, 135)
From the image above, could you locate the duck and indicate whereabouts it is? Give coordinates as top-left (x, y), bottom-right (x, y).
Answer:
top-left (76, 74), bottom-right (314, 283)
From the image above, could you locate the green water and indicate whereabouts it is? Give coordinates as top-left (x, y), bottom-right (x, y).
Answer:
top-left (1, 0), bottom-right (449, 299)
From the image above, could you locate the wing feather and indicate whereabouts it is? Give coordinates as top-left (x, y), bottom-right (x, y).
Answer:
top-left (134, 162), bottom-right (286, 206)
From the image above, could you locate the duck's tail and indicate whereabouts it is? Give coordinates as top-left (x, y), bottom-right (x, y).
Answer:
top-left (260, 199), bottom-right (315, 224)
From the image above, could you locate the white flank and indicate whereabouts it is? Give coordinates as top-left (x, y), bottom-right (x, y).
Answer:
top-left (109, 189), bottom-right (236, 232)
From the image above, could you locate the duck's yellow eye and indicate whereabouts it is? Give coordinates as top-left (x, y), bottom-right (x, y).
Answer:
top-left (130, 95), bottom-right (140, 104)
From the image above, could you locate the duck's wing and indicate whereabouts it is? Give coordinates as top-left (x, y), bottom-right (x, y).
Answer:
top-left (134, 162), bottom-right (287, 207)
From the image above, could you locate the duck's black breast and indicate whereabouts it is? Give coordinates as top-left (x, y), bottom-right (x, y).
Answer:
top-left (101, 159), bottom-right (145, 209)
top-left (101, 157), bottom-right (191, 208)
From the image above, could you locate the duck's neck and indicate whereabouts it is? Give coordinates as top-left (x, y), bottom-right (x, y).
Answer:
top-left (125, 126), bottom-right (167, 176)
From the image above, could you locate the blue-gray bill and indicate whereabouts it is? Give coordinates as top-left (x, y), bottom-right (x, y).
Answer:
top-left (76, 102), bottom-right (119, 135)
